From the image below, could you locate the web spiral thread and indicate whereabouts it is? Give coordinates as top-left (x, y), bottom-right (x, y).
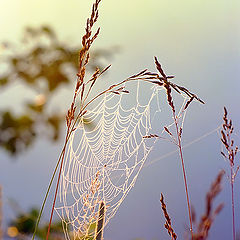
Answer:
top-left (55, 81), bottom-right (161, 239)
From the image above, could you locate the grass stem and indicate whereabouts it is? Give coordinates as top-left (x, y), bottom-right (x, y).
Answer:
top-left (0, 185), bottom-right (2, 240)
top-left (231, 168), bottom-right (236, 240)
top-left (173, 115), bottom-right (193, 240)
top-left (94, 201), bottom-right (105, 240)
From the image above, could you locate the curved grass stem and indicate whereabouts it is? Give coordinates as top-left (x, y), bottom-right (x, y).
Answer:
top-left (31, 148), bottom-right (64, 240)
top-left (173, 115), bottom-right (193, 240)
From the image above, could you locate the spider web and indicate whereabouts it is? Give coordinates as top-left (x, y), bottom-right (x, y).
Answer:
top-left (55, 80), bottom-right (187, 239)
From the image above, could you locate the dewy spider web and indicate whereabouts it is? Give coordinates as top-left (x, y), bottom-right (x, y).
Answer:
top-left (55, 80), bottom-right (188, 239)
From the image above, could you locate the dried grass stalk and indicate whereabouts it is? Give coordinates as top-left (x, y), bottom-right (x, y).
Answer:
top-left (94, 201), bottom-right (106, 240)
top-left (153, 56), bottom-right (204, 106)
top-left (160, 193), bottom-right (177, 240)
top-left (221, 107), bottom-right (239, 240)
top-left (152, 56), bottom-right (206, 239)
top-left (191, 170), bottom-right (225, 240)
top-left (44, 1), bottom-right (105, 239)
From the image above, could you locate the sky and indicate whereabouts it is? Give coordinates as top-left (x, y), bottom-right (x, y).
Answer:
top-left (0, 0), bottom-right (240, 239)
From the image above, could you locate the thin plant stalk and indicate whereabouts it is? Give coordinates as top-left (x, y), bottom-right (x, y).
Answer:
top-left (221, 107), bottom-right (238, 240)
top-left (228, 135), bottom-right (236, 240)
top-left (160, 193), bottom-right (177, 240)
top-left (0, 185), bottom-right (2, 240)
top-left (31, 118), bottom-right (77, 240)
top-left (46, 144), bottom-right (67, 240)
top-left (152, 57), bottom-right (199, 239)
top-left (173, 112), bottom-right (193, 240)
top-left (94, 201), bottom-right (106, 240)
top-left (230, 167), bottom-right (236, 240)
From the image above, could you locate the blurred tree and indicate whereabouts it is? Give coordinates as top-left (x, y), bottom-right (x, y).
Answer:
top-left (8, 207), bottom-right (64, 240)
top-left (0, 25), bottom-right (115, 155)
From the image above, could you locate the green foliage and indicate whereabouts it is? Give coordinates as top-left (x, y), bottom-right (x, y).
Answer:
top-left (11, 208), bottom-right (38, 234)
top-left (0, 25), bottom-right (115, 156)
top-left (8, 206), bottom-right (98, 240)
top-left (9, 208), bottom-right (64, 240)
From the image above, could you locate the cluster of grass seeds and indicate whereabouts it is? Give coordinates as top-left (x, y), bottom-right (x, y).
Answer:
top-left (220, 107), bottom-right (239, 240)
top-left (160, 193), bottom-right (177, 240)
top-left (191, 170), bottom-right (224, 240)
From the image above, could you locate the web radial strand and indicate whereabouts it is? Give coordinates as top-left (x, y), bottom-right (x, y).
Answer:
top-left (55, 81), bottom-right (161, 239)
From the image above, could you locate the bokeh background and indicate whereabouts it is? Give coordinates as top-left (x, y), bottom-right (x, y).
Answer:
top-left (0, 0), bottom-right (240, 239)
